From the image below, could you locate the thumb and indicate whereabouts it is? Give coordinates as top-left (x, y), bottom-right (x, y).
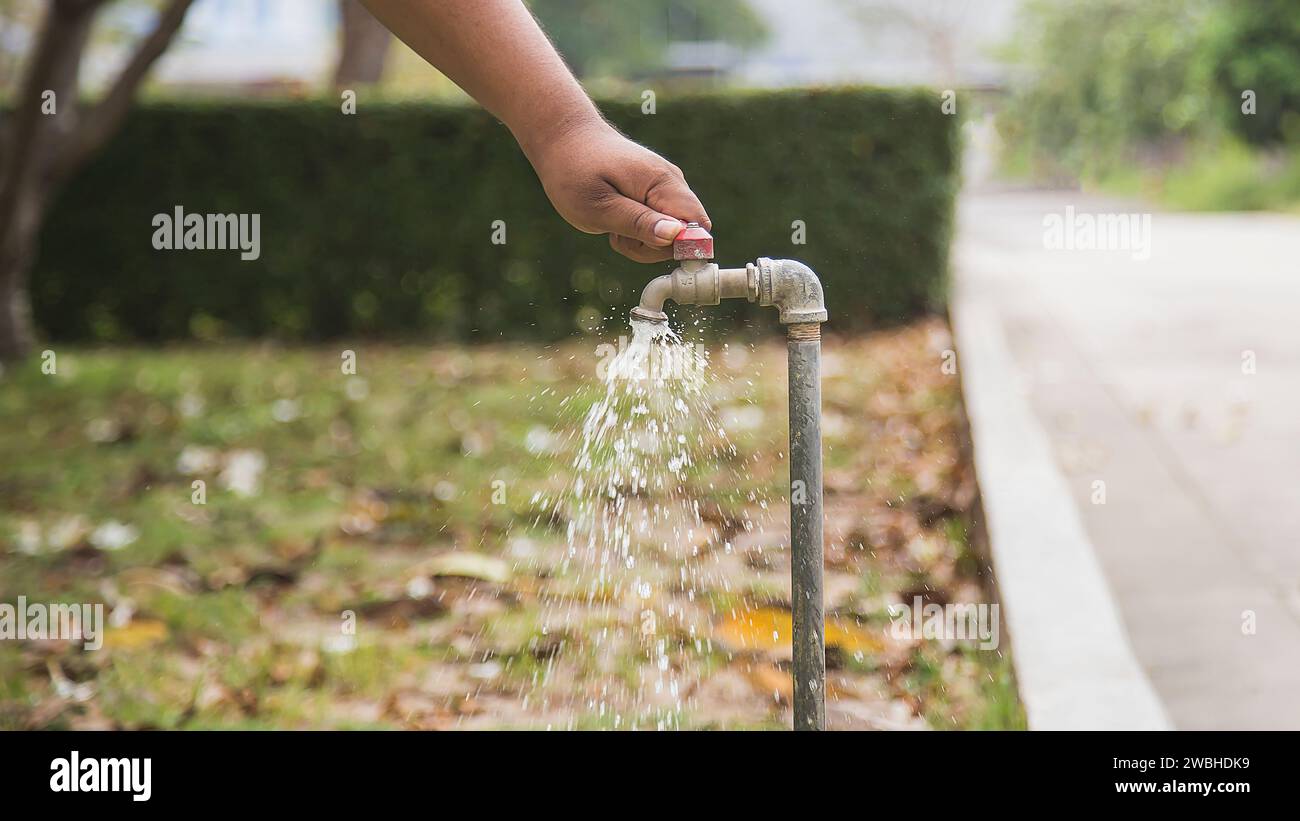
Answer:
top-left (594, 195), bottom-right (684, 247)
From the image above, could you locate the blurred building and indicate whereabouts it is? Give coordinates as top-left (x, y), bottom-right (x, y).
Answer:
top-left (731, 0), bottom-right (1022, 90)
top-left (154, 0), bottom-right (333, 93)
top-left (73, 0), bottom-right (1023, 96)
top-left (78, 0), bottom-right (335, 96)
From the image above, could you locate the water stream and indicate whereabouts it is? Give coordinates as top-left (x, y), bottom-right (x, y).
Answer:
top-left (524, 318), bottom-right (770, 729)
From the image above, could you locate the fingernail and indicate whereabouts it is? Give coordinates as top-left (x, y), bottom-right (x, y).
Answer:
top-left (653, 219), bottom-right (682, 240)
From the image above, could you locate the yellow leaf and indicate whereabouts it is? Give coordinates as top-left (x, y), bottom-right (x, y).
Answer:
top-left (104, 619), bottom-right (168, 650)
top-left (825, 619), bottom-right (886, 656)
top-left (712, 606), bottom-right (884, 658)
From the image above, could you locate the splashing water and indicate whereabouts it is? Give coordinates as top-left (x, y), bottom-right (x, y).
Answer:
top-left (524, 319), bottom-right (771, 729)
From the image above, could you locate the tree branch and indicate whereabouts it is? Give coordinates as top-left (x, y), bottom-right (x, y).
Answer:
top-left (53, 0), bottom-right (195, 182)
top-left (0, 0), bottom-right (103, 233)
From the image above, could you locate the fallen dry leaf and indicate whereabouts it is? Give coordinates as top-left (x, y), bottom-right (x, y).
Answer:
top-left (103, 619), bottom-right (168, 650)
top-left (746, 662), bottom-right (793, 703)
top-left (712, 606), bottom-right (885, 660)
top-left (421, 551), bottom-right (511, 584)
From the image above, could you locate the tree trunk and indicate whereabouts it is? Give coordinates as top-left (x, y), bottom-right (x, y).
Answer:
top-left (0, 0), bottom-right (98, 362)
top-left (0, 0), bottom-right (194, 362)
top-left (0, 209), bottom-right (41, 361)
top-left (333, 0), bottom-right (392, 88)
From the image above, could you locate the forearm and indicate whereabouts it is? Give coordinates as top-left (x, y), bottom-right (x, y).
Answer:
top-left (360, 0), bottom-right (709, 262)
top-left (359, 0), bottom-right (607, 161)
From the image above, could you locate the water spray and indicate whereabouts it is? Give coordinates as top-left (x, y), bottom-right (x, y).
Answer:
top-left (631, 223), bottom-right (828, 731)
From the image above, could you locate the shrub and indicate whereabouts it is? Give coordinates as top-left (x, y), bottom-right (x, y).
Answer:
top-left (33, 88), bottom-right (959, 343)
top-left (1205, 0), bottom-right (1300, 146)
top-left (998, 0), bottom-right (1214, 178)
top-left (999, 0), bottom-right (1300, 187)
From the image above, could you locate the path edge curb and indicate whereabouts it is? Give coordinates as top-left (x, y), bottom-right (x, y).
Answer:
top-left (951, 293), bottom-right (1172, 730)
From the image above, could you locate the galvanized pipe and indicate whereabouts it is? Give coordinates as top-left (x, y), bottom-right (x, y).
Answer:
top-left (787, 321), bottom-right (825, 731)
top-left (630, 242), bottom-right (828, 731)
top-left (630, 262), bottom-right (755, 323)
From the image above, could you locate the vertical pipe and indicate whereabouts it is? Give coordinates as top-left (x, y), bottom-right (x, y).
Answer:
top-left (787, 322), bottom-right (825, 731)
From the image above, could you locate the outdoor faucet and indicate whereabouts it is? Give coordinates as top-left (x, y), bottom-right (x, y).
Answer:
top-left (629, 223), bottom-right (829, 730)
top-left (630, 223), bottom-right (828, 327)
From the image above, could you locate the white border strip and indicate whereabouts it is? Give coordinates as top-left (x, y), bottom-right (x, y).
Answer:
top-left (952, 296), bottom-right (1171, 730)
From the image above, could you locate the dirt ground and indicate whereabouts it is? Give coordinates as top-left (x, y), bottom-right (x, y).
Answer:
top-left (0, 317), bottom-right (1023, 729)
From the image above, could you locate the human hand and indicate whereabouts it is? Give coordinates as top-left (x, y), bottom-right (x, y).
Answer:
top-left (359, 0), bottom-right (709, 261)
top-left (528, 120), bottom-right (711, 263)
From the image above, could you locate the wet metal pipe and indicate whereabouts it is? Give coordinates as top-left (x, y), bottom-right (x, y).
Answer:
top-left (630, 226), bottom-right (828, 730)
top-left (786, 319), bottom-right (825, 731)
top-left (632, 257), bottom-right (827, 327)
top-left (629, 261), bottom-right (754, 323)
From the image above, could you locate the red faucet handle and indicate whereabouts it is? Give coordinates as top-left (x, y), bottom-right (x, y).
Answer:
top-left (672, 222), bottom-right (714, 261)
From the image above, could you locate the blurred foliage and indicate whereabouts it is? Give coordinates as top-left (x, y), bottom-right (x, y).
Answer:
top-left (1204, 0), bottom-right (1300, 146)
top-left (33, 88), bottom-right (959, 344)
top-left (999, 0), bottom-right (1214, 177)
top-left (1099, 140), bottom-right (1300, 212)
top-left (528, 0), bottom-right (768, 79)
top-left (1000, 0), bottom-right (1300, 208)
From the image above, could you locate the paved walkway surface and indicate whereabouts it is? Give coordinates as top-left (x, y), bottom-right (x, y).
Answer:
top-left (955, 188), bottom-right (1300, 729)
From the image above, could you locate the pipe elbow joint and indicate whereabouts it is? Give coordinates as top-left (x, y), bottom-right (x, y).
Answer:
top-left (630, 258), bottom-right (825, 327)
top-left (757, 258), bottom-right (828, 325)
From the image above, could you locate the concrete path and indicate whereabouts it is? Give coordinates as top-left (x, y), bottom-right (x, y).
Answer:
top-left (955, 188), bottom-right (1300, 729)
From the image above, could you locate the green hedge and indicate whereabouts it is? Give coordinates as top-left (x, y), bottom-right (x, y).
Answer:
top-left (33, 88), bottom-right (959, 343)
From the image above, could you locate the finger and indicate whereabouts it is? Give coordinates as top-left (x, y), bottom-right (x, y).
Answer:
top-left (610, 233), bottom-right (674, 264)
top-left (592, 193), bottom-right (684, 248)
top-left (644, 170), bottom-right (710, 231)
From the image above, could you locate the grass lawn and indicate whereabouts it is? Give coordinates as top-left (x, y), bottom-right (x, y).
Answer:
top-left (0, 318), bottom-right (1024, 729)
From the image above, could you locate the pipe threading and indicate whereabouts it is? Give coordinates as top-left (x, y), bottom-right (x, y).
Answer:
top-left (787, 322), bottom-right (821, 342)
